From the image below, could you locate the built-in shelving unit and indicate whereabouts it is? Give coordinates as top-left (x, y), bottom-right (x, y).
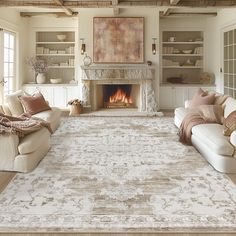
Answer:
top-left (161, 31), bottom-right (204, 84)
top-left (36, 31), bottom-right (76, 84)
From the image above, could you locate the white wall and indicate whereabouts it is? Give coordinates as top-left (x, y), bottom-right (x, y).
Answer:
top-left (206, 8), bottom-right (236, 92)
top-left (78, 8), bottom-right (160, 101)
top-left (0, 8), bottom-right (28, 89)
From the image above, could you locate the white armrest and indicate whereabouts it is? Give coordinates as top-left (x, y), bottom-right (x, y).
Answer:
top-left (185, 100), bottom-right (192, 108)
top-left (230, 131), bottom-right (236, 147)
top-left (0, 134), bottom-right (19, 170)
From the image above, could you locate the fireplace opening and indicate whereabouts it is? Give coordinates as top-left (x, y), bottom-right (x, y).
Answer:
top-left (95, 84), bottom-right (140, 110)
top-left (103, 85), bottom-right (133, 108)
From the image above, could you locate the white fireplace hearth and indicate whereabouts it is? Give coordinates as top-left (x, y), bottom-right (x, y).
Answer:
top-left (80, 65), bottom-right (158, 112)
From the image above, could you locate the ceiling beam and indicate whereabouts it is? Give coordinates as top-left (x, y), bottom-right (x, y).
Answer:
top-left (20, 11), bottom-right (78, 18)
top-left (0, 0), bottom-right (236, 8)
top-left (170, 0), bottom-right (181, 5)
top-left (52, 0), bottom-right (73, 16)
top-left (160, 11), bottom-right (218, 17)
top-left (163, 8), bottom-right (172, 16)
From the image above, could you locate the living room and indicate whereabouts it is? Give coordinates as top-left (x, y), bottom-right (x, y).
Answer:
top-left (0, 0), bottom-right (236, 235)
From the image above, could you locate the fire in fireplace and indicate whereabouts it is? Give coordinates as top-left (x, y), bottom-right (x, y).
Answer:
top-left (103, 85), bottom-right (134, 108)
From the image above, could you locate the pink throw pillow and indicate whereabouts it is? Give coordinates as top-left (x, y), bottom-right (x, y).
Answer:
top-left (19, 92), bottom-right (51, 115)
top-left (190, 88), bottom-right (215, 108)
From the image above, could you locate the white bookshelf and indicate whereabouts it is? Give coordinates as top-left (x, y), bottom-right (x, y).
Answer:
top-left (36, 31), bottom-right (76, 84)
top-left (161, 31), bottom-right (204, 84)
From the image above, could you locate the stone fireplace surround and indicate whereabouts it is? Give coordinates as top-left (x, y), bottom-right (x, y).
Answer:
top-left (80, 65), bottom-right (158, 112)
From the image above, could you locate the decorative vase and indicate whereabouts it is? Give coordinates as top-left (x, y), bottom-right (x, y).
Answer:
top-left (36, 73), bottom-right (46, 84)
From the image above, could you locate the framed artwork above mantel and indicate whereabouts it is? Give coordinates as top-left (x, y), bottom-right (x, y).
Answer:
top-left (93, 17), bottom-right (144, 64)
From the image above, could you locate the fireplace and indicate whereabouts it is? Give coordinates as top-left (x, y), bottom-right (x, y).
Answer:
top-left (96, 84), bottom-right (140, 109)
top-left (81, 65), bottom-right (158, 112)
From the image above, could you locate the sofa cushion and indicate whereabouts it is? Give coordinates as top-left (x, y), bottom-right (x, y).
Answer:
top-left (198, 105), bottom-right (224, 124)
top-left (33, 107), bottom-right (61, 123)
top-left (18, 127), bottom-right (50, 155)
top-left (5, 90), bottom-right (24, 116)
top-left (192, 123), bottom-right (234, 156)
top-left (190, 88), bottom-right (215, 108)
top-left (223, 110), bottom-right (236, 136)
top-left (19, 92), bottom-right (51, 115)
top-left (223, 97), bottom-right (236, 118)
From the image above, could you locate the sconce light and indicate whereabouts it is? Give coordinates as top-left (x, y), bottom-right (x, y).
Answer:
top-left (152, 38), bottom-right (157, 55)
top-left (80, 38), bottom-right (86, 55)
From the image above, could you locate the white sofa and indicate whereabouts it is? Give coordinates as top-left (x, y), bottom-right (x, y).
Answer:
top-left (0, 91), bottom-right (61, 173)
top-left (175, 96), bottom-right (236, 173)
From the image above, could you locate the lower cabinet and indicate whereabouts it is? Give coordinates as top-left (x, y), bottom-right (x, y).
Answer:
top-left (159, 85), bottom-right (216, 109)
top-left (23, 85), bottom-right (80, 109)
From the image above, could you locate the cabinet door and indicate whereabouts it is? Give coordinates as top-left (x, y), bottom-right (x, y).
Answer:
top-left (173, 87), bottom-right (187, 108)
top-left (66, 86), bottom-right (79, 104)
top-left (38, 87), bottom-right (54, 106)
top-left (53, 87), bottom-right (67, 108)
top-left (23, 86), bottom-right (37, 95)
top-left (187, 87), bottom-right (199, 101)
top-left (159, 87), bottom-right (174, 109)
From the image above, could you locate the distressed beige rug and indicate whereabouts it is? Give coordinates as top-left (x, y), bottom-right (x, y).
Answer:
top-left (0, 117), bottom-right (236, 232)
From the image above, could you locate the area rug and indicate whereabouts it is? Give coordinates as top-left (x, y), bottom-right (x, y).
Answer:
top-left (0, 117), bottom-right (236, 232)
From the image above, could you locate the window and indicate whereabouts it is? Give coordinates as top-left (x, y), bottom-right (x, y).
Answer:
top-left (3, 30), bottom-right (16, 95)
top-left (223, 28), bottom-right (236, 98)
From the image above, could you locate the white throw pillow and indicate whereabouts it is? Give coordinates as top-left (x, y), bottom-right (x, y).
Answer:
top-left (5, 90), bottom-right (25, 116)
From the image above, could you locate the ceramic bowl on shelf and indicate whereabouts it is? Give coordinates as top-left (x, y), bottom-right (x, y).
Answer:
top-left (182, 49), bottom-right (192, 54)
top-left (50, 78), bottom-right (62, 84)
top-left (57, 34), bottom-right (67, 42)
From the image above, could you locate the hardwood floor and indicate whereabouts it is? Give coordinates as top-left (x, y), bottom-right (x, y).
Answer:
top-left (0, 171), bottom-right (15, 193)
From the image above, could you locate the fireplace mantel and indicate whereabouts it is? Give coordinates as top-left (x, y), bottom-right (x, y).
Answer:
top-left (81, 65), bottom-right (155, 81)
top-left (80, 65), bottom-right (158, 112)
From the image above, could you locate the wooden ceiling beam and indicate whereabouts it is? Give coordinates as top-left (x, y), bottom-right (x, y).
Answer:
top-left (170, 0), bottom-right (181, 5)
top-left (160, 11), bottom-right (218, 17)
top-left (162, 8), bottom-right (172, 16)
top-left (20, 11), bottom-right (78, 17)
top-left (1, 0), bottom-right (236, 8)
top-left (52, 0), bottom-right (73, 15)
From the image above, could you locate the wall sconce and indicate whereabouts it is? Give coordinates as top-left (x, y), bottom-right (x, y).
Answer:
top-left (80, 38), bottom-right (86, 55)
top-left (152, 38), bottom-right (157, 55)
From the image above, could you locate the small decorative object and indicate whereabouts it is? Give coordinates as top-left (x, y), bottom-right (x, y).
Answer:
top-left (147, 60), bottom-right (152, 66)
top-left (182, 49), bottom-right (192, 54)
top-left (26, 57), bottom-right (49, 84)
top-left (57, 34), bottom-right (66, 42)
top-left (167, 77), bottom-right (184, 84)
top-left (83, 54), bottom-right (92, 66)
top-left (50, 78), bottom-right (62, 84)
top-left (68, 99), bottom-right (83, 116)
top-left (169, 36), bottom-right (176, 42)
top-left (152, 38), bottom-right (157, 55)
top-left (80, 38), bottom-right (86, 55)
top-left (200, 72), bottom-right (215, 84)
top-left (36, 73), bottom-right (46, 84)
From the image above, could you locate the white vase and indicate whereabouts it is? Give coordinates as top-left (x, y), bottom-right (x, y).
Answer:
top-left (36, 73), bottom-right (46, 84)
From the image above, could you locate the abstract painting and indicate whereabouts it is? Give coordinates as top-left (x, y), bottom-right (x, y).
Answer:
top-left (93, 17), bottom-right (144, 63)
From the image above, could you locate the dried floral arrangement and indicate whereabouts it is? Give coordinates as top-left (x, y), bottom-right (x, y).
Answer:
top-left (67, 99), bottom-right (83, 106)
top-left (26, 57), bottom-right (49, 74)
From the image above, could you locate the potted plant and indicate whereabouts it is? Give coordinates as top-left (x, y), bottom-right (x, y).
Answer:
top-left (26, 57), bottom-right (49, 84)
top-left (67, 99), bottom-right (83, 116)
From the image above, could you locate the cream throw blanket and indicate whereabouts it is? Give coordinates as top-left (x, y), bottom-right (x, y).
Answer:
top-left (0, 113), bottom-right (52, 137)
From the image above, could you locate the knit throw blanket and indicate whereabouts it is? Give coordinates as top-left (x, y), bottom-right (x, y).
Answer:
top-left (0, 113), bottom-right (52, 137)
top-left (178, 105), bottom-right (224, 145)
